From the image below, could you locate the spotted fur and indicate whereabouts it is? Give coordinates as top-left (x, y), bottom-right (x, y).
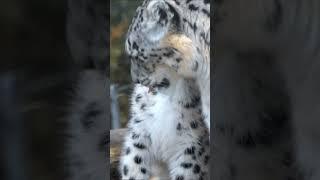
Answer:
top-left (125, 0), bottom-right (210, 130)
top-left (120, 65), bottom-right (209, 180)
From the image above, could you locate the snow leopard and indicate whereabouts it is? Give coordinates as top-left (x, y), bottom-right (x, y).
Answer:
top-left (125, 0), bottom-right (210, 131)
top-left (214, 0), bottom-right (320, 179)
top-left (120, 64), bottom-right (209, 180)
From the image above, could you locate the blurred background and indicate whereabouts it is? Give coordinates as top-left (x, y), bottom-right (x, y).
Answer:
top-left (0, 0), bottom-right (108, 179)
top-left (0, 0), bottom-right (73, 179)
top-left (110, 0), bottom-right (143, 129)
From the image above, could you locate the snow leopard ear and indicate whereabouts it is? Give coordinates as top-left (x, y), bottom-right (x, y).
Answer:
top-left (146, 0), bottom-right (173, 25)
top-left (141, 0), bottom-right (174, 43)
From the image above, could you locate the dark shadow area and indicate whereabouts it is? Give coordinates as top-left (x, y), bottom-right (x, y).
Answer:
top-left (0, 0), bottom-right (109, 179)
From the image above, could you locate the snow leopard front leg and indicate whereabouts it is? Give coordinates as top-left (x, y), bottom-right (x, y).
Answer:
top-left (167, 138), bottom-right (210, 180)
top-left (119, 87), bottom-right (154, 180)
top-left (120, 129), bottom-right (152, 180)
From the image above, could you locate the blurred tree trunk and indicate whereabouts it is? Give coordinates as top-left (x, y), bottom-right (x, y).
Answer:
top-left (110, 128), bottom-right (126, 179)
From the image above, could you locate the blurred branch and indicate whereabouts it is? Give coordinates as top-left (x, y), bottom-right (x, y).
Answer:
top-left (111, 85), bottom-right (121, 129)
top-left (117, 84), bottom-right (131, 95)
